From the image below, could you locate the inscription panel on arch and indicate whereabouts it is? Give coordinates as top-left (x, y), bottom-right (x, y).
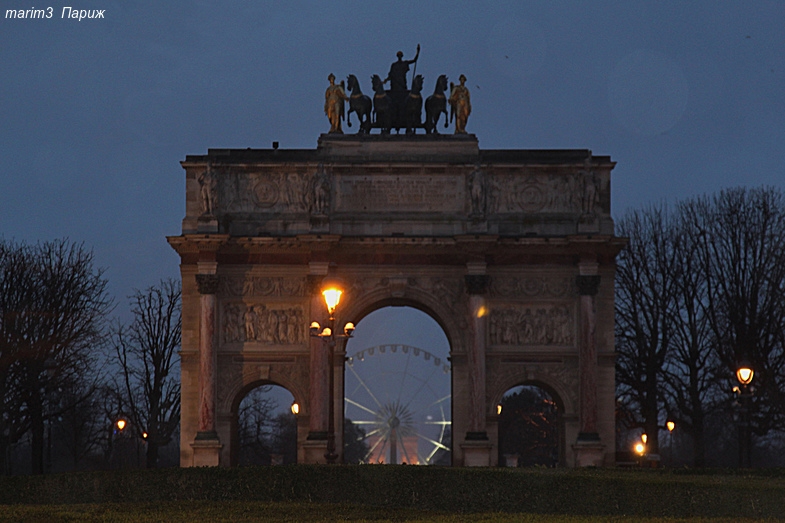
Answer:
top-left (335, 174), bottom-right (464, 213)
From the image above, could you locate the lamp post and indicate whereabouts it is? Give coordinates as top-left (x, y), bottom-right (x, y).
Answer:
top-left (310, 276), bottom-right (354, 464)
top-left (735, 360), bottom-right (754, 468)
top-left (666, 420), bottom-right (675, 467)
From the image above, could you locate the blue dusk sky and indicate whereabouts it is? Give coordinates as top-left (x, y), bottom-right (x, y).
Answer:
top-left (2, 1), bottom-right (784, 317)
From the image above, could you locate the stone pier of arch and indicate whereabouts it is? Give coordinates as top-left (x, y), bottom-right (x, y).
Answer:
top-left (168, 134), bottom-right (625, 467)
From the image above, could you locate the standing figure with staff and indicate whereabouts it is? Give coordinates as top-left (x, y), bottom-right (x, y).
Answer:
top-left (384, 44), bottom-right (420, 93)
top-left (384, 45), bottom-right (420, 129)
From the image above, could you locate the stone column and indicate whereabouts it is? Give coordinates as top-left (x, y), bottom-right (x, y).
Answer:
top-left (573, 271), bottom-right (605, 466)
top-left (304, 266), bottom-right (329, 463)
top-left (191, 273), bottom-right (222, 466)
top-left (461, 272), bottom-right (493, 466)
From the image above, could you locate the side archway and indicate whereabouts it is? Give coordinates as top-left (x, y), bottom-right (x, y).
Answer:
top-left (229, 381), bottom-right (298, 466)
top-left (495, 382), bottom-right (565, 467)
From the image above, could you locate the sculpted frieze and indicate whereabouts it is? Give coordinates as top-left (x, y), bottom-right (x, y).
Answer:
top-left (489, 305), bottom-right (574, 346)
top-left (223, 302), bottom-right (306, 345)
top-left (214, 169), bottom-right (312, 214)
top-left (487, 173), bottom-right (583, 215)
top-left (219, 276), bottom-right (306, 297)
top-left (491, 276), bottom-right (572, 299)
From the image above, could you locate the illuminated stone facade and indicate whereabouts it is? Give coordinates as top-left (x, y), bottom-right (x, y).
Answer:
top-left (168, 134), bottom-right (624, 467)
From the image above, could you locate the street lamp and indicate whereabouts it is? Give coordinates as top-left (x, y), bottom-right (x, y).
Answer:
top-left (310, 275), bottom-right (354, 464)
top-left (736, 361), bottom-right (754, 386)
top-left (666, 421), bottom-right (675, 467)
top-left (735, 360), bottom-right (754, 468)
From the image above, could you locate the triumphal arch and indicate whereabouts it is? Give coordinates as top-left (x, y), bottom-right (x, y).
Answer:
top-left (168, 132), bottom-right (623, 468)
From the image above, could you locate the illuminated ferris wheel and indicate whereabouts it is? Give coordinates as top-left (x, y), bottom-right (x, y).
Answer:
top-left (344, 344), bottom-right (451, 465)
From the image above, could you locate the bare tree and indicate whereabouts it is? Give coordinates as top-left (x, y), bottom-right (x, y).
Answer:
top-left (660, 213), bottom-right (723, 466)
top-left (113, 279), bottom-right (181, 468)
top-left (616, 187), bottom-right (785, 466)
top-left (0, 239), bottom-right (110, 474)
top-left (615, 205), bottom-right (680, 455)
top-left (685, 188), bottom-right (785, 438)
top-left (53, 380), bottom-right (107, 471)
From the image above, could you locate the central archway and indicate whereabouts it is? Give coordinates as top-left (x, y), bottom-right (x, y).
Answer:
top-left (343, 306), bottom-right (451, 465)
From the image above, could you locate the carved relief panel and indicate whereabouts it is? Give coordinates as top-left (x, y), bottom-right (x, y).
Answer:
top-left (222, 302), bottom-right (306, 345)
top-left (486, 172), bottom-right (584, 215)
top-left (489, 305), bottom-right (574, 347)
top-left (204, 168), bottom-right (317, 215)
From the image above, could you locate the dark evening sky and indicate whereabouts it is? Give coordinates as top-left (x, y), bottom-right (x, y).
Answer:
top-left (2, 1), bottom-right (783, 316)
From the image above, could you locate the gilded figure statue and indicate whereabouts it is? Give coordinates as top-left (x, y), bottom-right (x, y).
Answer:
top-left (325, 73), bottom-right (349, 134)
top-left (449, 74), bottom-right (471, 134)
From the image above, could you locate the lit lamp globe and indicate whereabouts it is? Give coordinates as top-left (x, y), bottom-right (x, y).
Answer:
top-left (736, 361), bottom-right (754, 386)
top-left (666, 421), bottom-right (675, 432)
top-left (321, 276), bottom-right (345, 315)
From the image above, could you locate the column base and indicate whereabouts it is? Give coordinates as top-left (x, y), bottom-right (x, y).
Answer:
top-left (572, 435), bottom-right (606, 467)
top-left (461, 440), bottom-right (493, 467)
top-left (191, 433), bottom-right (222, 467)
top-left (303, 437), bottom-right (329, 464)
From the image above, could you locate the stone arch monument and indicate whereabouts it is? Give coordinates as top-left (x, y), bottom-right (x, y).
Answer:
top-left (167, 133), bottom-right (625, 467)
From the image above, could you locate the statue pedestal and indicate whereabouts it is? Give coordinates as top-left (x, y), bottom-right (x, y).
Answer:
top-left (461, 440), bottom-right (493, 467)
top-left (191, 434), bottom-right (222, 467)
top-left (197, 215), bottom-right (218, 233)
top-left (317, 134), bottom-right (479, 163)
top-left (572, 435), bottom-right (606, 467)
top-left (302, 437), bottom-right (329, 464)
top-left (578, 214), bottom-right (599, 234)
top-left (310, 214), bottom-right (329, 233)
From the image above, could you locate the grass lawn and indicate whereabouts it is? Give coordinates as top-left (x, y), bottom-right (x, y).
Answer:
top-left (0, 501), bottom-right (779, 523)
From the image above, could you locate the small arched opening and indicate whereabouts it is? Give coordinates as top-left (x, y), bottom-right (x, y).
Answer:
top-left (497, 383), bottom-right (564, 467)
top-left (230, 382), bottom-right (298, 466)
top-left (343, 305), bottom-right (452, 465)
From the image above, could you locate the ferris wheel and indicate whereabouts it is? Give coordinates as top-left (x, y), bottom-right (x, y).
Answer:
top-left (344, 344), bottom-right (451, 465)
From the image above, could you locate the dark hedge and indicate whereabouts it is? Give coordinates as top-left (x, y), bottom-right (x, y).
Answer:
top-left (1, 466), bottom-right (783, 518)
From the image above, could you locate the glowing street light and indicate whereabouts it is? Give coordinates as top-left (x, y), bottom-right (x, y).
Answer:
top-left (736, 361), bottom-right (754, 386)
top-left (320, 275), bottom-right (344, 315)
top-left (735, 359), bottom-right (755, 468)
top-left (291, 402), bottom-right (300, 416)
top-left (309, 274), bottom-right (354, 464)
top-left (666, 421), bottom-right (675, 433)
top-left (116, 419), bottom-right (127, 431)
